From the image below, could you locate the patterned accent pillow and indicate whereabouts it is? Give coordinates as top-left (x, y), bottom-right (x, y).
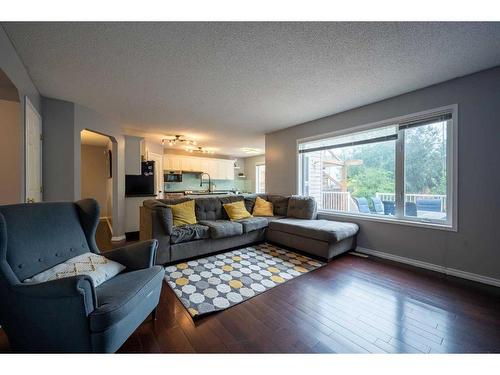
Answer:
top-left (23, 252), bottom-right (125, 287)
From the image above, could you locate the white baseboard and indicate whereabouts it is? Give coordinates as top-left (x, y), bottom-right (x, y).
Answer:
top-left (355, 246), bottom-right (500, 288)
top-left (111, 235), bottom-right (126, 242)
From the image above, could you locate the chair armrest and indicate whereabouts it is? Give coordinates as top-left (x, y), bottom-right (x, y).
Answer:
top-left (13, 275), bottom-right (97, 315)
top-left (104, 239), bottom-right (158, 270)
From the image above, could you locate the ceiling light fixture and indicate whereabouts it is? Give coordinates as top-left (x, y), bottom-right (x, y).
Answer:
top-left (161, 135), bottom-right (198, 147)
top-left (241, 147), bottom-right (261, 154)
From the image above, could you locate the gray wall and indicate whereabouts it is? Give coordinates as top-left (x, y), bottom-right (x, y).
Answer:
top-left (41, 98), bottom-right (76, 201)
top-left (74, 104), bottom-right (126, 238)
top-left (42, 98), bottom-right (126, 238)
top-left (0, 27), bottom-right (41, 202)
top-left (244, 155), bottom-right (266, 193)
top-left (266, 66), bottom-right (500, 280)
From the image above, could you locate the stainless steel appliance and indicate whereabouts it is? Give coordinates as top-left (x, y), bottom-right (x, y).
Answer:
top-left (164, 170), bottom-right (183, 182)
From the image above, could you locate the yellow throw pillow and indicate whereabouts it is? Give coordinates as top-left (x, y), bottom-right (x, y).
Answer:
top-left (223, 200), bottom-right (253, 221)
top-left (252, 196), bottom-right (274, 217)
top-left (167, 200), bottom-right (197, 227)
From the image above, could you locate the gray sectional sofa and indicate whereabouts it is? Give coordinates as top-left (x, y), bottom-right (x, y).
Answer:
top-left (140, 194), bottom-right (359, 264)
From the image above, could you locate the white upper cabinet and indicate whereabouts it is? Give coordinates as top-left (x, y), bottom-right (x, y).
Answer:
top-left (163, 155), bottom-right (234, 180)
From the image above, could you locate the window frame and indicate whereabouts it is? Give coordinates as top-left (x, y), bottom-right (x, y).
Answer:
top-left (255, 163), bottom-right (266, 194)
top-left (296, 104), bottom-right (458, 232)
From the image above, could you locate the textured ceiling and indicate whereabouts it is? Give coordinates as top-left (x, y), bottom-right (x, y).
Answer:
top-left (4, 22), bottom-right (500, 156)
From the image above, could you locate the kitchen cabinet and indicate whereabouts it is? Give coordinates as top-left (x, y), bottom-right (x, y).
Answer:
top-left (163, 155), bottom-right (234, 180)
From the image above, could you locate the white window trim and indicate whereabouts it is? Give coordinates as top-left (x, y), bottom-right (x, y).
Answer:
top-left (296, 104), bottom-right (458, 232)
top-left (255, 163), bottom-right (265, 194)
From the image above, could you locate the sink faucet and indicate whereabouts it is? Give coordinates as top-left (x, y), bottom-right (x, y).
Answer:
top-left (200, 172), bottom-right (212, 193)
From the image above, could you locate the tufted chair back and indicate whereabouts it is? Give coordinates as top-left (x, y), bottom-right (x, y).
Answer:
top-left (0, 199), bottom-right (99, 283)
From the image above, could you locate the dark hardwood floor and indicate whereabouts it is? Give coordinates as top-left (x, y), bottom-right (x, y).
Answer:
top-left (1, 229), bottom-right (499, 353)
top-left (96, 218), bottom-right (125, 251)
top-left (113, 253), bottom-right (500, 353)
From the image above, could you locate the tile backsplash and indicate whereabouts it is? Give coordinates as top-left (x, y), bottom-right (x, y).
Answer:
top-left (164, 172), bottom-right (245, 192)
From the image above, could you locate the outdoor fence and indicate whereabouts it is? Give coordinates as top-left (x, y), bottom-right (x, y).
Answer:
top-left (319, 191), bottom-right (446, 212)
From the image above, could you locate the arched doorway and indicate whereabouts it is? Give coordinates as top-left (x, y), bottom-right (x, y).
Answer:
top-left (80, 129), bottom-right (116, 249)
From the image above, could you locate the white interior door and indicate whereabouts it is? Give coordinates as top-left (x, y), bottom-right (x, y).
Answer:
top-left (25, 98), bottom-right (42, 203)
top-left (149, 152), bottom-right (164, 199)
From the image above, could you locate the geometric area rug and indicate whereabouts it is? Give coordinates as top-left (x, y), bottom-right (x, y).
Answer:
top-left (164, 242), bottom-right (325, 318)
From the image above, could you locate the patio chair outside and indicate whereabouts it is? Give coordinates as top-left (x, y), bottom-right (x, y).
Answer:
top-left (354, 197), bottom-right (371, 214)
top-left (382, 200), bottom-right (395, 215)
top-left (370, 197), bottom-right (385, 214)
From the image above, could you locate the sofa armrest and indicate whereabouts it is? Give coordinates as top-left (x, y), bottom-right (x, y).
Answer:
top-left (104, 239), bottom-right (158, 270)
top-left (13, 275), bottom-right (97, 315)
top-left (155, 207), bottom-right (174, 235)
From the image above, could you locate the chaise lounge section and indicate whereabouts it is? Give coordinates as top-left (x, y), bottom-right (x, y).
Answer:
top-left (140, 194), bottom-right (359, 264)
top-left (266, 218), bottom-right (358, 260)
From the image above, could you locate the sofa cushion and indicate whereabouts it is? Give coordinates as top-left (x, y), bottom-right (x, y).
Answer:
top-left (170, 224), bottom-right (210, 244)
top-left (195, 198), bottom-right (223, 221)
top-left (144, 197), bottom-right (190, 209)
top-left (167, 200), bottom-right (197, 226)
top-left (264, 215), bottom-right (286, 223)
top-left (223, 200), bottom-right (253, 221)
top-left (268, 218), bottom-right (359, 242)
top-left (287, 196), bottom-right (317, 219)
top-left (90, 266), bottom-right (164, 332)
top-left (198, 220), bottom-right (243, 239)
top-left (237, 217), bottom-right (269, 233)
top-left (252, 197), bottom-right (274, 217)
top-left (267, 195), bottom-right (290, 216)
top-left (243, 194), bottom-right (267, 213)
top-left (219, 196), bottom-right (245, 219)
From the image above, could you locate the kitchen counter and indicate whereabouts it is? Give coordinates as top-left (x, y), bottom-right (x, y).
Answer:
top-left (186, 191), bottom-right (231, 196)
top-left (164, 191), bottom-right (254, 198)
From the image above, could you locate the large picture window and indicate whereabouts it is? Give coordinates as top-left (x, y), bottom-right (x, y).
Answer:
top-left (298, 106), bottom-right (457, 229)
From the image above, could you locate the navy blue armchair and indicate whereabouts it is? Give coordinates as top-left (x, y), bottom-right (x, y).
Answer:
top-left (0, 199), bottom-right (165, 353)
